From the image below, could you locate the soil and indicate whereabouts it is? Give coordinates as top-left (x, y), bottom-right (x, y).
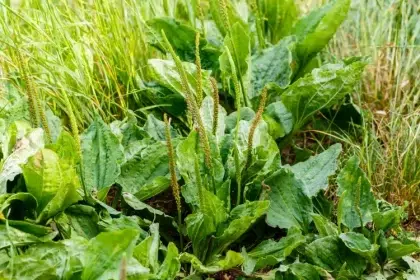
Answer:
top-left (145, 188), bottom-right (179, 215)
top-left (210, 269), bottom-right (244, 280)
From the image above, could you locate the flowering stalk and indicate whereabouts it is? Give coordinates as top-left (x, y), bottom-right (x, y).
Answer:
top-left (224, 46), bottom-right (242, 110)
top-left (218, 0), bottom-right (249, 107)
top-left (161, 30), bottom-right (213, 171)
top-left (245, 86), bottom-right (267, 170)
top-left (37, 98), bottom-right (52, 144)
top-left (251, 0), bottom-right (265, 50)
top-left (16, 52), bottom-right (39, 127)
top-left (210, 77), bottom-right (219, 135)
top-left (164, 114), bottom-right (183, 250)
top-left (61, 87), bottom-right (87, 200)
top-left (196, 1), bottom-right (206, 36)
top-left (17, 51), bottom-right (52, 143)
top-left (195, 32), bottom-right (203, 105)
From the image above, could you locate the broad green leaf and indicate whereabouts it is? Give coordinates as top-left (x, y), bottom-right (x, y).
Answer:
top-left (363, 272), bottom-right (387, 280)
top-left (141, 83), bottom-right (188, 118)
top-left (0, 192), bottom-right (37, 216)
top-left (0, 128), bottom-right (44, 192)
top-left (312, 192), bottom-right (334, 220)
top-left (337, 156), bottom-right (378, 229)
top-left (387, 239), bottom-right (420, 260)
top-left (202, 188), bottom-right (229, 226)
top-left (81, 116), bottom-right (124, 192)
top-left (292, 0), bottom-right (350, 63)
top-left (176, 132), bottom-right (198, 192)
top-left (181, 274), bottom-right (202, 280)
top-left (122, 192), bottom-right (168, 217)
top-left (157, 242), bottom-right (181, 280)
top-left (227, 117), bottom-right (278, 191)
top-left (0, 82), bottom-right (30, 131)
top-left (36, 179), bottom-right (81, 223)
top-left (47, 130), bottom-right (79, 166)
top-left (122, 193), bottom-right (175, 230)
top-left (280, 59), bottom-right (367, 130)
top-left (117, 141), bottom-right (172, 199)
top-left (81, 229), bottom-right (140, 280)
top-left (312, 192), bottom-right (334, 219)
top-left (132, 236), bottom-right (153, 271)
top-left (110, 113), bottom-right (146, 145)
top-left (180, 250), bottom-right (243, 274)
top-left (264, 101), bottom-right (293, 139)
top-left (305, 236), bottom-right (366, 276)
top-left (259, 0), bottom-right (300, 44)
top-left (402, 257), bottom-right (420, 279)
top-left (177, 131), bottom-right (225, 205)
top-left (186, 212), bottom-right (216, 260)
top-left (282, 263), bottom-right (321, 280)
top-left (200, 96), bottom-right (227, 141)
top-left (228, 119), bottom-right (277, 172)
top-left (21, 148), bottom-right (81, 223)
top-left (211, 200), bottom-right (269, 256)
top-left (1, 120), bottom-right (32, 158)
top-left (243, 227), bottom-right (305, 274)
top-left (287, 143), bottom-right (342, 197)
top-left (372, 207), bottom-right (404, 232)
top-left (54, 212), bottom-right (72, 239)
top-left (339, 232), bottom-right (379, 259)
top-left (45, 108), bottom-right (62, 143)
top-left (377, 230), bottom-right (388, 266)
top-left (144, 114), bottom-right (177, 141)
top-left (208, 0), bottom-right (247, 37)
top-left (266, 169), bottom-right (313, 231)
top-left (0, 237), bottom-right (88, 279)
top-left (125, 258), bottom-right (152, 279)
top-left (98, 215), bottom-right (148, 240)
top-left (250, 36), bottom-right (298, 100)
top-left (148, 59), bottom-right (212, 100)
top-left (242, 149), bottom-right (280, 201)
top-left (65, 205), bottom-right (99, 239)
top-left (185, 186), bottom-right (228, 258)
top-left (110, 113), bottom-right (149, 161)
top-left (133, 223), bottom-right (160, 273)
top-left (311, 214), bottom-right (338, 237)
top-left (2, 220), bottom-right (54, 237)
top-left (0, 224), bottom-right (56, 249)
top-left (225, 107), bottom-right (255, 133)
top-left (0, 256), bottom-right (57, 280)
top-left (93, 197), bottom-right (121, 216)
top-left (147, 17), bottom-right (220, 70)
top-left (219, 22), bottom-right (250, 89)
top-left (22, 149), bottom-right (77, 211)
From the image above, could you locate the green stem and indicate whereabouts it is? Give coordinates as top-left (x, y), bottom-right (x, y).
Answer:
top-left (251, 0), bottom-right (265, 50)
top-left (219, 0), bottom-right (249, 108)
top-left (164, 114), bottom-right (183, 251)
top-left (234, 145), bottom-right (242, 205)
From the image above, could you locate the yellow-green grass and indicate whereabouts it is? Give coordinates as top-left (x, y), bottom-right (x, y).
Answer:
top-left (321, 0), bottom-right (419, 219)
top-left (0, 0), bottom-right (171, 127)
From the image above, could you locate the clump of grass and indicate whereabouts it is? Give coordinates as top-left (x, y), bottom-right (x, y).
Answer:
top-left (312, 0), bottom-right (419, 219)
top-left (0, 0), bottom-right (157, 128)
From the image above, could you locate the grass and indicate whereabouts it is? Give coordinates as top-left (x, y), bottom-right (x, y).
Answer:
top-left (1, 0), bottom-right (419, 220)
top-left (323, 0), bottom-right (420, 220)
top-left (1, 0), bottom-right (157, 126)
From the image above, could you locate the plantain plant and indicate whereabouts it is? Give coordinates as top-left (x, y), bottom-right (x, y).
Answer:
top-left (0, 1), bottom-right (418, 280)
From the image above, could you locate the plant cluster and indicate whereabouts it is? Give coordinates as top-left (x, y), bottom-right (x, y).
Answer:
top-left (0, 0), bottom-right (419, 279)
